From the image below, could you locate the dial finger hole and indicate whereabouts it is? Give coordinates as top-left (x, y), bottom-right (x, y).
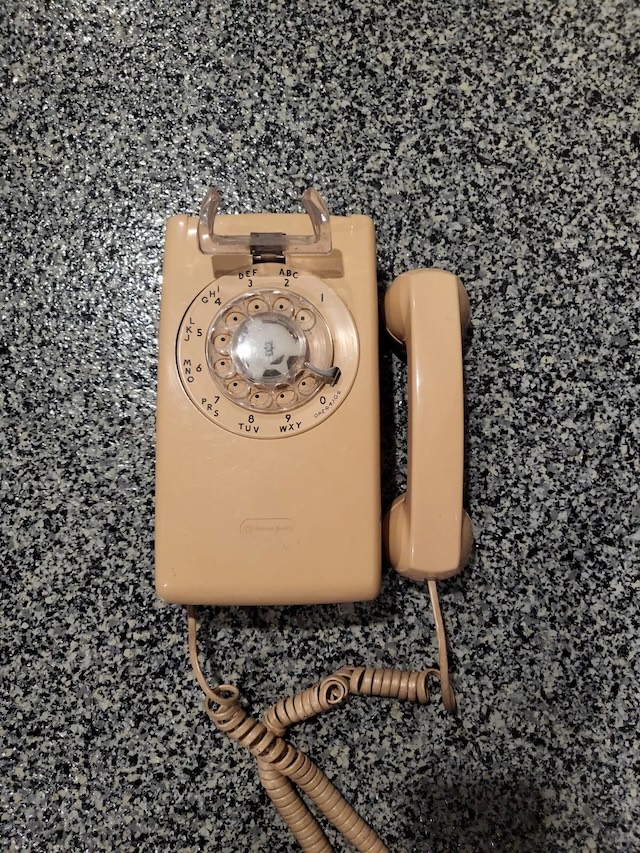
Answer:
top-left (213, 333), bottom-right (231, 352)
top-left (250, 391), bottom-right (272, 409)
top-left (226, 377), bottom-right (249, 397)
top-left (247, 297), bottom-right (268, 315)
top-left (225, 310), bottom-right (245, 329)
top-left (275, 389), bottom-right (296, 408)
top-left (295, 308), bottom-right (316, 331)
top-left (273, 297), bottom-right (292, 314)
top-left (297, 374), bottom-right (318, 397)
top-left (213, 358), bottom-right (234, 378)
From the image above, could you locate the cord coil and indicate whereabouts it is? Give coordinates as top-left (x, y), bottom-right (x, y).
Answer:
top-left (187, 602), bottom-right (452, 852)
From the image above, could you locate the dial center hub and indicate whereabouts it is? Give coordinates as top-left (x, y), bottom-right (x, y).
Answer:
top-left (230, 313), bottom-right (306, 386)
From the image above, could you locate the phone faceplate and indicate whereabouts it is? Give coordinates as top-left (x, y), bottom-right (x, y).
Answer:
top-left (155, 213), bottom-right (381, 605)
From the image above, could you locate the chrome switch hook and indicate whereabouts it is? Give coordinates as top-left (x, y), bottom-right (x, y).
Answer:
top-left (197, 187), bottom-right (332, 261)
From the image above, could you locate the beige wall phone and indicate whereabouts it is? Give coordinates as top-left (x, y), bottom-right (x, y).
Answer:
top-left (155, 189), bottom-right (473, 852)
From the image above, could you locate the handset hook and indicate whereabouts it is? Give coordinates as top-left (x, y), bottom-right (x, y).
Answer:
top-left (197, 187), bottom-right (332, 260)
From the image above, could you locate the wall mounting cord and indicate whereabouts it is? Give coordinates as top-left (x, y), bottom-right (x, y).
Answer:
top-left (187, 582), bottom-right (454, 852)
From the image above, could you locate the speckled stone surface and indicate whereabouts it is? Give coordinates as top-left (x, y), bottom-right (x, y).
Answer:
top-left (2, 1), bottom-right (639, 851)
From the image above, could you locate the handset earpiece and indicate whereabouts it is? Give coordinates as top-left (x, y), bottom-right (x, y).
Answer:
top-left (383, 267), bottom-right (473, 580)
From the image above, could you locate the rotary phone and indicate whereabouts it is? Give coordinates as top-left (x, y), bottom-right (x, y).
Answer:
top-left (155, 189), bottom-right (473, 852)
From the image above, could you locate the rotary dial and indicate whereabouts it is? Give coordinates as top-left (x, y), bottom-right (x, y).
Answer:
top-left (207, 290), bottom-right (335, 413)
top-left (176, 265), bottom-right (358, 439)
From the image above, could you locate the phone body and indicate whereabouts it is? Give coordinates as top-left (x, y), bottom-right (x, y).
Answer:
top-left (156, 209), bottom-right (381, 605)
top-left (155, 192), bottom-right (471, 607)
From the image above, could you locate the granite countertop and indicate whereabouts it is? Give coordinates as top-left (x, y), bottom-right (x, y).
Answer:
top-left (2, 1), bottom-right (639, 851)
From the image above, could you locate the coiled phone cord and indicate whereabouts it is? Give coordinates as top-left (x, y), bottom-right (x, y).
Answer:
top-left (187, 580), bottom-right (454, 852)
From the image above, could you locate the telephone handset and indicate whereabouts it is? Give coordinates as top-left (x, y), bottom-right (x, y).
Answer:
top-left (155, 189), bottom-right (473, 852)
top-left (384, 269), bottom-right (474, 581)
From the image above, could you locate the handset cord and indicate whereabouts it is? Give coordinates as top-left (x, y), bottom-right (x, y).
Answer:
top-left (187, 581), bottom-right (454, 853)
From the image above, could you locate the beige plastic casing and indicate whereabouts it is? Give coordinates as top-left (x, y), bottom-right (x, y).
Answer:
top-left (384, 269), bottom-right (473, 581)
top-left (155, 212), bottom-right (381, 605)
